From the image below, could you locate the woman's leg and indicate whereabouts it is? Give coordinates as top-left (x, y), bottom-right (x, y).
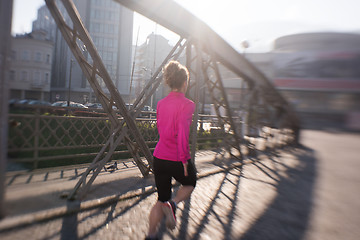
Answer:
top-left (173, 160), bottom-right (196, 204)
top-left (173, 185), bottom-right (194, 204)
top-left (147, 201), bottom-right (165, 236)
top-left (147, 157), bottom-right (172, 236)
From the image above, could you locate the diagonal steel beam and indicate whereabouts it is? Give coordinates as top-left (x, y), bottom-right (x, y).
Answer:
top-left (211, 60), bottom-right (243, 158)
top-left (114, 0), bottom-right (299, 128)
top-left (46, 0), bottom-right (152, 199)
top-left (202, 59), bottom-right (243, 160)
top-left (131, 38), bottom-right (187, 118)
top-left (189, 43), bottom-right (202, 165)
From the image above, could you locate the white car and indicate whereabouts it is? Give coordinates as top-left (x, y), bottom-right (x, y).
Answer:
top-left (51, 101), bottom-right (88, 108)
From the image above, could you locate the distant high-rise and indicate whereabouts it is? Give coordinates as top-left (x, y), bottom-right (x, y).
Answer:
top-left (132, 33), bottom-right (173, 107)
top-left (33, 0), bottom-right (134, 103)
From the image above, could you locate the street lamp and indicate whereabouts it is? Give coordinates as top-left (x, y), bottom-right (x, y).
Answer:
top-left (67, 59), bottom-right (74, 107)
top-left (240, 41), bottom-right (250, 136)
top-left (142, 67), bottom-right (154, 109)
top-left (241, 40), bottom-right (249, 55)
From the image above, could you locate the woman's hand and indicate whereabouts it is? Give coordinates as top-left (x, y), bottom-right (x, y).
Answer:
top-left (183, 162), bottom-right (188, 176)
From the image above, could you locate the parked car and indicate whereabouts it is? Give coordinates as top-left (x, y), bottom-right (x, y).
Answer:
top-left (51, 101), bottom-right (88, 108)
top-left (8, 99), bottom-right (19, 105)
top-left (9, 99), bottom-right (39, 108)
top-left (28, 100), bottom-right (52, 106)
top-left (9, 99), bottom-right (32, 105)
top-left (138, 105), bottom-right (155, 117)
top-left (142, 105), bottom-right (153, 112)
top-left (85, 102), bottom-right (103, 109)
top-left (18, 99), bottom-right (31, 105)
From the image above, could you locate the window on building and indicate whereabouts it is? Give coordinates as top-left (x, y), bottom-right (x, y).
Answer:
top-left (114, 11), bottom-right (120, 21)
top-left (10, 70), bottom-right (15, 81)
top-left (21, 71), bottom-right (28, 81)
top-left (22, 51), bottom-right (29, 61)
top-left (11, 50), bottom-right (16, 60)
top-left (107, 24), bottom-right (114, 34)
top-left (107, 11), bottom-right (111, 21)
top-left (46, 54), bottom-right (50, 63)
top-left (93, 37), bottom-right (98, 46)
top-left (45, 73), bottom-right (49, 84)
top-left (35, 52), bottom-right (42, 62)
top-left (99, 24), bottom-right (105, 33)
top-left (34, 71), bottom-right (41, 85)
top-left (95, 10), bottom-right (100, 19)
top-left (106, 64), bottom-right (112, 72)
top-left (94, 0), bottom-right (101, 6)
top-left (94, 23), bottom-right (100, 32)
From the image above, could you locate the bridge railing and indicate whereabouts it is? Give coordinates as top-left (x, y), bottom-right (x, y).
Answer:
top-left (8, 105), bottom-right (295, 170)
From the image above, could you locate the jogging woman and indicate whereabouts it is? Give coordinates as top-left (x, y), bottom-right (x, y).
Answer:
top-left (145, 60), bottom-right (197, 240)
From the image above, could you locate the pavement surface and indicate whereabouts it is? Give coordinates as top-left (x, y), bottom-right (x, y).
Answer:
top-left (0, 129), bottom-right (359, 240)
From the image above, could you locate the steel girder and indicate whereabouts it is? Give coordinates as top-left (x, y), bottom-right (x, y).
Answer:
top-left (45, 0), bottom-right (299, 199)
top-left (46, 0), bottom-right (191, 200)
top-left (114, 0), bottom-right (299, 127)
top-left (184, 42), bottom-right (244, 161)
top-left (45, 0), bottom-right (154, 199)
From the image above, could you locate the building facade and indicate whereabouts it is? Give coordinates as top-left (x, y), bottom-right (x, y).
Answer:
top-left (205, 32), bottom-right (360, 129)
top-left (230, 32), bottom-right (360, 129)
top-left (9, 30), bottom-right (53, 101)
top-left (271, 32), bottom-right (360, 128)
top-left (33, 0), bottom-right (134, 104)
top-left (132, 33), bottom-right (173, 108)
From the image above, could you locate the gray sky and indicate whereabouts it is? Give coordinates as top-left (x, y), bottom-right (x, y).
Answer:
top-left (12, 0), bottom-right (360, 52)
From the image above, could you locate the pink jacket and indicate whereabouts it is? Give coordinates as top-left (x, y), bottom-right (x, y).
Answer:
top-left (153, 91), bottom-right (195, 163)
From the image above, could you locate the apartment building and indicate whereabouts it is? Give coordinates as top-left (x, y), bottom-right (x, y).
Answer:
top-left (9, 30), bottom-right (53, 101)
top-left (32, 0), bottom-right (134, 103)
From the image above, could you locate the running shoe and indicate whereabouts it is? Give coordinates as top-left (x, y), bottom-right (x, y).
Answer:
top-left (162, 200), bottom-right (176, 229)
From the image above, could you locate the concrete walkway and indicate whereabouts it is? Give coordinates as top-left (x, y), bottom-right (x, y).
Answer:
top-left (0, 129), bottom-right (359, 239)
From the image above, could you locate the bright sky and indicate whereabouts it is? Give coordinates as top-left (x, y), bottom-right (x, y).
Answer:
top-left (12, 0), bottom-right (360, 52)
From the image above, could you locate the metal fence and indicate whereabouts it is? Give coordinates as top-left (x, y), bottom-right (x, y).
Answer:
top-left (7, 105), bottom-right (295, 170)
top-left (7, 105), bottom-right (222, 169)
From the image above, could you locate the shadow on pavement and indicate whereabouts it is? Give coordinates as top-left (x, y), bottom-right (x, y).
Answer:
top-left (60, 201), bottom-right (80, 240)
top-left (158, 145), bottom-right (316, 240)
top-left (240, 145), bottom-right (316, 240)
top-left (0, 146), bottom-right (317, 240)
top-left (158, 160), bottom-right (244, 240)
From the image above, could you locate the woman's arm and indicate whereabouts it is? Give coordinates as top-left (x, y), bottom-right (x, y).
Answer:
top-left (177, 101), bottom-right (195, 164)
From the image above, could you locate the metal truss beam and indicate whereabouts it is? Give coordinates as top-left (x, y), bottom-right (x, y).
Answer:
top-left (208, 58), bottom-right (243, 159)
top-left (45, 0), bottom-right (154, 199)
top-left (130, 38), bottom-right (187, 118)
top-left (115, 0), bottom-right (299, 127)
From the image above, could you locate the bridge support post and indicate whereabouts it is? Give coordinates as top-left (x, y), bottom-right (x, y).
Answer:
top-left (0, 0), bottom-right (13, 218)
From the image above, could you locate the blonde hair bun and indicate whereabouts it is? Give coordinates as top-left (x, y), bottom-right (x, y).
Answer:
top-left (163, 60), bottom-right (189, 90)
